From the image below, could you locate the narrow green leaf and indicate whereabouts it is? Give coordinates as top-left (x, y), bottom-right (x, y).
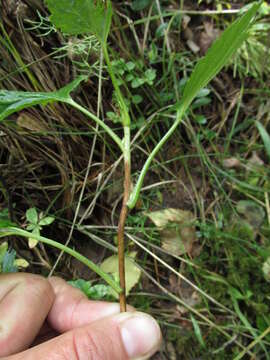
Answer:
top-left (0, 76), bottom-right (85, 122)
top-left (45, 0), bottom-right (112, 43)
top-left (0, 242), bottom-right (8, 264)
top-left (191, 315), bottom-right (206, 348)
top-left (180, 2), bottom-right (261, 110)
top-left (256, 121), bottom-right (270, 160)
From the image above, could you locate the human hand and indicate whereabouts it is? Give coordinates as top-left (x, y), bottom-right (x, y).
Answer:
top-left (0, 273), bottom-right (161, 359)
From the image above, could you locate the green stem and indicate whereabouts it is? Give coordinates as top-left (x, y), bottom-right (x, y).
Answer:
top-left (102, 44), bottom-right (130, 127)
top-left (0, 227), bottom-right (122, 293)
top-left (66, 98), bottom-right (124, 152)
top-left (127, 106), bottom-right (186, 209)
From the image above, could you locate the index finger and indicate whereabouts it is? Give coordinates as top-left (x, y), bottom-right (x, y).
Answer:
top-left (47, 277), bottom-right (126, 333)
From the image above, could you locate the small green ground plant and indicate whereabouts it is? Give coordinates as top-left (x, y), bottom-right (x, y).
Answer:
top-left (0, 0), bottom-right (262, 314)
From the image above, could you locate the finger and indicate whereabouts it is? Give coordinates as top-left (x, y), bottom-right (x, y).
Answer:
top-left (47, 277), bottom-right (133, 332)
top-left (0, 273), bottom-right (54, 357)
top-left (9, 312), bottom-right (162, 360)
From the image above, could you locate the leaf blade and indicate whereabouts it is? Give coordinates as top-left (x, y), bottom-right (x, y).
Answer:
top-left (256, 121), bottom-right (270, 160)
top-left (0, 76), bottom-right (85, 122)
top-left (45, 0), bottom-right (112, 42)
top-left (180, 2), bottom-right (261, 110)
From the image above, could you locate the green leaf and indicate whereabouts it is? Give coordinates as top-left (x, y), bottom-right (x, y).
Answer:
top-left (131, 0), bottom-right (152, 11)
top-left (26, 224), bottom-right (36, 231)
top-left (180, 1), bottom-right (261, 111)
top-left (0, 76), bottom-right (86, 123)
top-left (69, 279), bottom-right (92, 295)
top-left (28, 226), bottom-right (40, 249)
top-left (68, 279), bottom-right (110, 300)
top-left (0, 209), bottom-right (14, 228)
top-left (191, 315), bottom-right (206, 348)
top-left (39, 216), bottom-right (55, 226)
top-left (2, 249), bottom-right (17, 273)
top-left (0, 242), bottom-right (8, 264)
top-left (256, 121), bottom-right (270, 160)
top-left (45, 0), bottom-right (112, 43)
top-left (26, 207), bottom-right (38, 224)
top-left (87, 284), bottom-right (109, 300)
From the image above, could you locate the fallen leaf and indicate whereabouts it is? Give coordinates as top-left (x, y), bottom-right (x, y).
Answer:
top-left (17, 113), bottom-right (49, 132)
top-left (182, 15), bottom-right (191, 30)
top-left (187, 39), bottom-right (200, 54)
top-left (100, 251), bottom-right (141, 298)
top-left (236, 200), bottom-right (265, 229)
top-left (199, 22), bottom-right (220, 54)
top-left (247, 151), bottom-right (264, 168)
top-left (146, 208), bottom-right (197, 256)
top-left (223, 157), bottom-right (241, 169)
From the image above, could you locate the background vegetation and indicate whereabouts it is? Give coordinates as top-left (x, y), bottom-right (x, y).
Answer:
top-left (0, 0), bottom-right (270, 358)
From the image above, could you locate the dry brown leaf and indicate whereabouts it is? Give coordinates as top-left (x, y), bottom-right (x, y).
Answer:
top-left (187, 39), bottom-right (200, 54)
top-left (223, 157), bottom-right (241, 169)
top-left (146, 208), bottom-right (197, 256)
top-left (17, 113), bottom-right (48, 132)
top-left (199, 22), bottom-right (220, 54)
top-left (248, 151), bottom-right (264, 167)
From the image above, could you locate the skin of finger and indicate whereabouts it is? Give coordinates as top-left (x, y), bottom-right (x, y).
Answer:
top-left (47, 277), bottom-right (134, 333)
top-left (6, 316), bottom-right (131, 360)
top-left (0, 273), bottom-right (55, 357)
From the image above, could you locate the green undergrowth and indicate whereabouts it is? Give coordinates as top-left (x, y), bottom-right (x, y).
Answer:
top-left (1, 0), bottom-right (270, 358)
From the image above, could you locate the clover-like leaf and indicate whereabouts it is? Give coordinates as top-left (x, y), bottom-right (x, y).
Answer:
top-left (26, 207), bottom-right (38, 224)
top-left (39, 216), bottom-right (55, 226)
top-left (69, 279), bottom-right (109, 300)
top-left (45, 0), bottom-right (112, 43)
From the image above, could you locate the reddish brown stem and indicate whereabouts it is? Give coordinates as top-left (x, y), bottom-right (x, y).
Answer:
top-left (117, 159), bottom-right (130, 312)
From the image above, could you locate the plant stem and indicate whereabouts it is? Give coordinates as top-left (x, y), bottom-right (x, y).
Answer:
top-left (0, 227), bottom-right (122, 293)
top-left (102, 42), bottom-right (131, 312)
top-left (127, 106), bottom-right (186, 209)
top-left (117, 126), bottom-right (131, 312)
top-left (66, 98), bottom-right (124, 152)
top-left (102, 44), bottom-right (130, 126)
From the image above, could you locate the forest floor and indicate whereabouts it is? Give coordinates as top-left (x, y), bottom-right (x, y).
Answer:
top-left (1, 1), bottom-right (270, 359)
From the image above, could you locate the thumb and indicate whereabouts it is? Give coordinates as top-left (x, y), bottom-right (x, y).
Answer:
top-left (9, 312), bottom-right (162, 360)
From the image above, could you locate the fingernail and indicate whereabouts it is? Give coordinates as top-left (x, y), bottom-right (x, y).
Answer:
top-left (117, 312), bottom-right (162, 360)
